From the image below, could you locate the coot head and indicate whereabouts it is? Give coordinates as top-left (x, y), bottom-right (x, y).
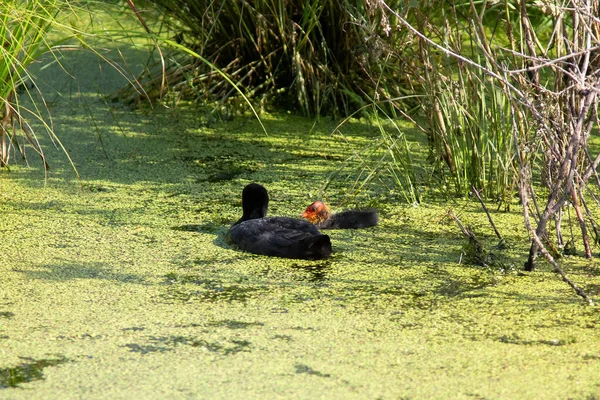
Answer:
top-left (301, 200), bottom-right (330, 224)
top-left (234, 183), bottom-right (269, 225)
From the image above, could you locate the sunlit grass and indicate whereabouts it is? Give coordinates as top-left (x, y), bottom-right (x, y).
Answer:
top-left (119, 0), bottom-right (412, 118)
top-left (0, 0), bottom-right (150, 173)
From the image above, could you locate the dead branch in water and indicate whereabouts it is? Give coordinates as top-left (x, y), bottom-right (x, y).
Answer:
top-left (472, 186), bottom-right (505, 246)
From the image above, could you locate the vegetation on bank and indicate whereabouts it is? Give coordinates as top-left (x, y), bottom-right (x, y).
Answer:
top-left (0, 1), bottom-right (158, 177)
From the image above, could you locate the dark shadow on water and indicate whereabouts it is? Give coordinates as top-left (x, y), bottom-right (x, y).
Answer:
top-left (289, 262), bottom-right (331, 283)
top-left (0, 312), bottom-right (15, 319)
top-left (121, 326), bottom-right (145, 332)
top-left (294, 364), bottom-right (331, 378)
top-left (497, 335), bottom-right (577, 346)
top-left (272, 334), bottom-right (293, 341)
top-left (0, 356), bottom-right (70, 389)
top-left (161, 273), bottom-right (263, 304)
top-left (14, 261), bottom-right (148, 285)
top-left (207, 320), bottom-right (264, 330)
top-left (122, 343), bottom-right (170, 355)
top-left (172, 223), bottom-right (221, 234)
top-left (123, 335), bottom-right (251, 356)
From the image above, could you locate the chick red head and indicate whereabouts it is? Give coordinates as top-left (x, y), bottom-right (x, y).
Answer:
top-left (301, 200), bottom-right (330, 224)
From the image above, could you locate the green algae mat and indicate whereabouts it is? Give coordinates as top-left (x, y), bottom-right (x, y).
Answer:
top-left (3, 52), bottom-right (600, 400)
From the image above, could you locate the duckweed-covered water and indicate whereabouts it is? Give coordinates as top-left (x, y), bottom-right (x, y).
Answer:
top-left (2, 30), bottom-right (600, 400)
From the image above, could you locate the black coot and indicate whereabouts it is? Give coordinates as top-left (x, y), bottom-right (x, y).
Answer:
top-left (228, 184), bottom-right (332, 260)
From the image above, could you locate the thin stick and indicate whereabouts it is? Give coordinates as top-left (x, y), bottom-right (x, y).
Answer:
top-left (570, 185), bottom-right (592, 258)
top-left (471, 186), bottom-right (504, 242)
top-left (447, 209), bottom-right (470, 237)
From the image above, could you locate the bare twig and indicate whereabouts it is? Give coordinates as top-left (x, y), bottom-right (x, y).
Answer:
top-left (471, 186), bottom-right (504, 242)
